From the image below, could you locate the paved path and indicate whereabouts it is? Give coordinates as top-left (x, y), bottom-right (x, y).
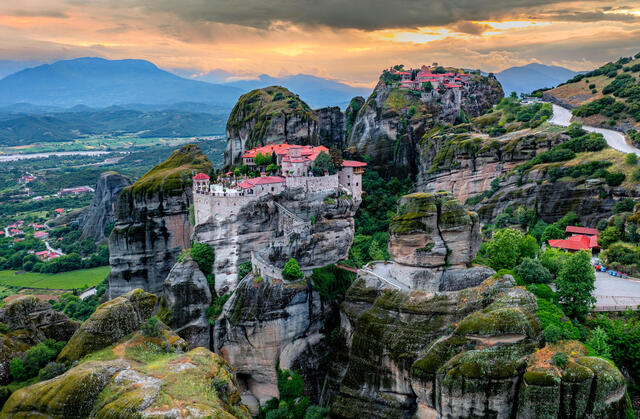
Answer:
top-left (593, 271), bottom-right (640, 311)
top-left (548, 103), bottom-right (640, 156)
top-left (360, 264), bottom-right (410, 291)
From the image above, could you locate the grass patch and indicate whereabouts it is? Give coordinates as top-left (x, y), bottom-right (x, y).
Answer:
top-left (0, 266), bottom-right (110, 290)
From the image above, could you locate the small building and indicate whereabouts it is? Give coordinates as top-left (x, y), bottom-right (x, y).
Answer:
top-left (34, 231), bottom-right (49, 239)
top-left (548, 235), bottom-right (600, 254)
top-left (54, 208), bottom-right (65, 215)
top-left (193, 172), bottom-right (211, 193)
top-left (57, 186), bottom-right (95, 197)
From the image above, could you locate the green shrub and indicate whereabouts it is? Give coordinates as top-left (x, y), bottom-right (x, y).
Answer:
top-left (514, 258), bottom-right (552, 284)
top-left (141, 316), bottom-right (161, 338)
top-left (190, 242), bottom-right (214, 276)
top-left (526, 283), bottom-right (556, 301)
top-left (543, 325), bottom-right (563, 343)
top-left (0, 386), bottom-right (10, 408)
top-left (586, 326), bottom-right (612, 358)
top-left (9, 358), bottom-right (27, 381)
top-left (539, 247), bottom-right (568, 277)
top-left (552, 352), bottom-right (569, 368)
top-left (614, 198), bottom-right (635, 213)
top-left (238, 262), bottom-right (252, 280)
top-left (282, 258), bottom-right (304, 281)
top-left (625, 153), bottom-right (638, 165)
top-left (606, 171), bottom-right (626, 186)
top-left (0, 322), bottom-right (9, 334)
top-left (38, 362), bottom-right (66, 380)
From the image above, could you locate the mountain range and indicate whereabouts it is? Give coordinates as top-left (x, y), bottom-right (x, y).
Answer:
top-left (495, 63), bottom-right (579, 95)
top-left (0, 58), bottom-right (243, 108)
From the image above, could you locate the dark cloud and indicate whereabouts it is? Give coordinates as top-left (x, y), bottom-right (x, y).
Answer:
top-left (6, 9), bottom-right (68, 18)
top-left (102, 0), bottom-right (635, 31)
top-left (539, 10), bottom-right (640, 22)
top-left (453, 21), bottom-right (491, 35)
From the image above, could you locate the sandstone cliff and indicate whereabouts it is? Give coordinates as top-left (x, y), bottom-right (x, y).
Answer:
top-left (215, 275), bottom-right (333, 410)
top-left (416, 125), bottom-right (568, 203)
top-left (80, 171), bottom-right (132, 244)
top-left (224, 86), bottom-right (320, 167)
top-left (157, 255), bottom-right (212, 349)
top-left (107, 144), bottom-right (212, 298)
top-left (193, 187), bottom-right (358, 294)
top-left (322, 274), bottom-right (627, 418)
top-left (346, 71), bottom-right (503, 177)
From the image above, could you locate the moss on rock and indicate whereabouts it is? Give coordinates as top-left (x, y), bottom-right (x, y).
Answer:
top-left (58, 289), bottom-right (157, 362)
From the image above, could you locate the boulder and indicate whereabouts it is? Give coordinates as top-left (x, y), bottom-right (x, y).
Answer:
top-left (1, 333), bottom-right (249, 419)
top-left (157, 255), bottom-right (212, 349)
top-left (57, 289), bottom-right (156, 362)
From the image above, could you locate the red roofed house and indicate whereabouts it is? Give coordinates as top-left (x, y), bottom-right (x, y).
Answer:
top-left (54, 208), bottom-right (64, 214)
top-left (548, 235), bottom-right (600, 254)
top-left (35, 250), bottom-right (50, 260)
top-left (237, 173), bottom-right (286, 195)
top-left (565, 226), bottom-right (599, 237)
top-left (34, 231), bottom-right (49, 239)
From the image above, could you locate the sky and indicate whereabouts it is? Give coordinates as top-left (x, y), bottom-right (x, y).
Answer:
top-left (2, 1), bottom-right (640, 87)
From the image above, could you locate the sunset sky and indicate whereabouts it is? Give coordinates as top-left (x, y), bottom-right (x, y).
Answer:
top-left (2, 1), bottom-right (640, 87)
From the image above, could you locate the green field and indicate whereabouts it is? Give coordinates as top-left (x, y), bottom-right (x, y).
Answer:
top-left (0, 266), bottom-right (110, 289)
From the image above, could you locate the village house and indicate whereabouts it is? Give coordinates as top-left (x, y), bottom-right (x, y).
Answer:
top-left (57, 186), bottom-right (95, 197)
top-left (192, 144), bottom-right (366, 225)
top-left (548, 226), bottom-right (600, 254)
top-left (34, 231), bottom-right (49, 239)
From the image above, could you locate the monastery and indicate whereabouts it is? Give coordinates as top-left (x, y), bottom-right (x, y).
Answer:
top-left (192, 143), bottom-right (366, 225)
top-left (391, 65), bottom-right (472, 91)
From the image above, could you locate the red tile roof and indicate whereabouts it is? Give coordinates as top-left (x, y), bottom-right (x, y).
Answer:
top-left (548, 234), bottom-right (599, 251)
top-left (341, 160), bottom-right (367, 167)
top-left (566, 226), bottom-right (598, 236)
top-left (193, 173), bottom-right (210, 180)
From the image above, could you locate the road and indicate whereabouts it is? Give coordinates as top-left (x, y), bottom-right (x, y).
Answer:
top-left (548, 103), bottom-right (640, 156)
top-left (593, 271), bottom-right (640, 310)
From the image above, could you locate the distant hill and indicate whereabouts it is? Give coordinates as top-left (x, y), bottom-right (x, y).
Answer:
top-left (0, 57), bottom-right (243, 108)
top-left (0, 108), bottom-right (228, 146)
top-left (496, 63), bottom-right (578, 95)
top-left (543, 53), bottom-right (640, 132)
top-left (173, 70), bottom-right (371, 109)
top-left (0, 59), bottom-right (42, 79)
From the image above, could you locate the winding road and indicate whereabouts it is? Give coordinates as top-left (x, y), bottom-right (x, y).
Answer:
top-left (548, 103), bottom-right (640, 156)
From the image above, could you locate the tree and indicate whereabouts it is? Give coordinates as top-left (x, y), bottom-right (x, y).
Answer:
top-left (541, 224), bottom-right (565, 244)
top-left (282, 258), bottom-right (303, 281)
top-left (602, 241), bottom-right (640, 266)
top-left (253, 152), bottom-right (271, 166)
top-left (539, 247), bottom-right (568, 277)
top-left (514, 258), bottom-right (552, 284)
top-left (598, 226), bottom-right (622, 249)
top-left (422, 81), bottom-right (434, 92)
top-left (587, 327), bottom-right (612, 358)
top-left (606, 171), bottom-right (626, 186)
top-left (613, 198), bottom-right (635, 214)
top-left (518, 235), bottom-right (539, 259)
top-left (311, 152), bottom-right (336, 176)
top-left (9, 358), bottom-right (27, 381)
top-left (556, 250), bottom-right (596, 320)
top-left (190, 242), bottom-right (214, 276)
top-left (486, 228), bottom-right (524, 270)
top-left (368, 240), bottom-right (387, 261)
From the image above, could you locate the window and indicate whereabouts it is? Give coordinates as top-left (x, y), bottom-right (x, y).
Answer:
top-left (356, 182), bottom-right (359, 186)
top-left (347, 182), bottom-right (350, 186)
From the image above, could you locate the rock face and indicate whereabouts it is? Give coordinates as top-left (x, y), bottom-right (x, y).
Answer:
top-left (157, 255), bottom-right (212, 349)
top-left (416, 127), bottom-right (568, 203)
top-left (80, 171), bottom-right (132, 244)
top-left (471, 159), bottom-right (640, 226)
top-left (194, 187), bottom-right (358, 294)
top-left (322, 274), bottom-right (627, 418)
top-left (215, 274), bottom-right (333, 407)
top-left (58, 288), bottom-right (157, 362)
top-left (224, 86), bottom-right (319, 167)
top-left (0, 296), bottom-right (78, 384)
top-left (107, 144), bottom-right (212, 298)
top-left (346, 73), bottom-right (503, 177)
top-left (2, 332), bottom-right (249, 419)
top-left (315, 106), bottom-right (345, 149)
top-left (384, 192), bottom-right (489, 291)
